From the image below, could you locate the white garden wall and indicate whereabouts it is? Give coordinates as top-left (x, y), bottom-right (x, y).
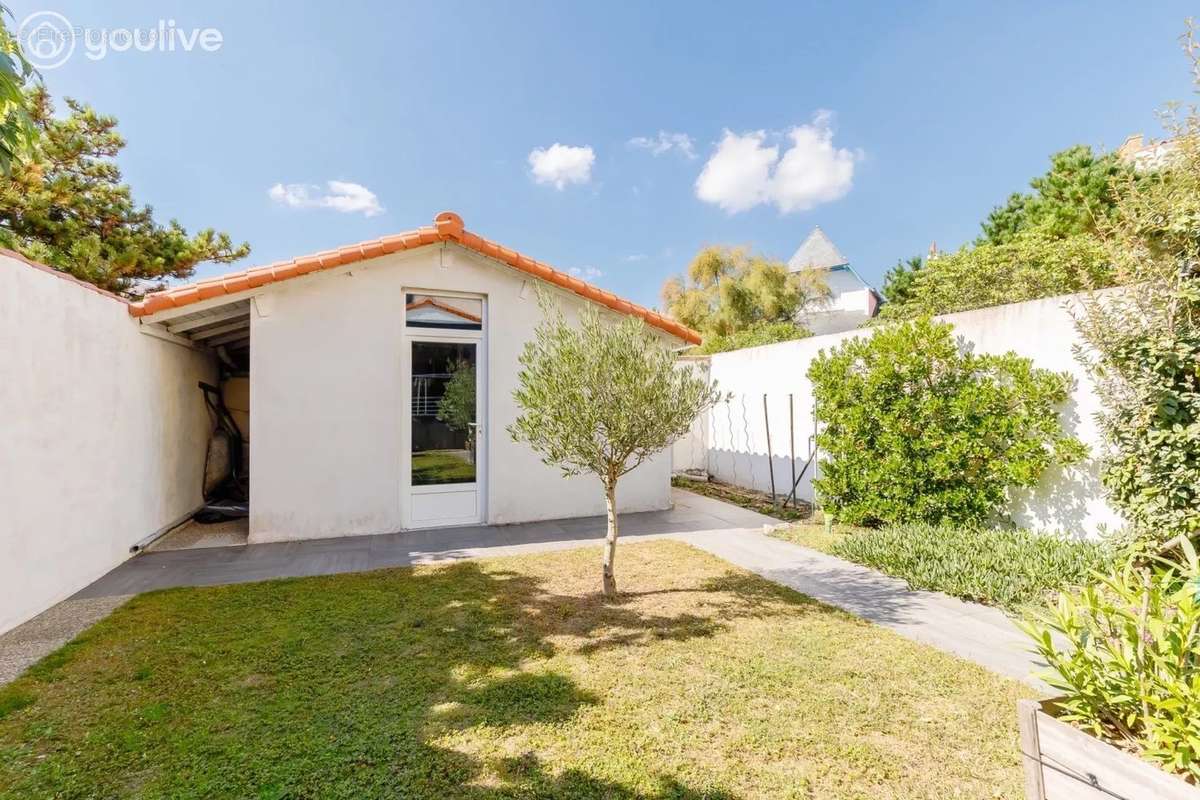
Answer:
top-left (695, 293), bottom-right (1123, 538)
top-left (0, 253), bottom-right (217, 634)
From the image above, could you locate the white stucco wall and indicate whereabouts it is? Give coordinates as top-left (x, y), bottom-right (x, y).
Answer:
top-left (703, 292), bottom-right (1124, 538)
top-left (671, 358), bottom-right (710, 473)
top-left (0, 254), bottom-right (217, 634)
top-left (249, 244), bottom-right (674, 542)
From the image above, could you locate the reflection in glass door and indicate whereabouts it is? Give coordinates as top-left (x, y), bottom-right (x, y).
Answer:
top-left (411, 341), bottom-right (477, 486)
top-left (407, 337), bottom-right (482, 528)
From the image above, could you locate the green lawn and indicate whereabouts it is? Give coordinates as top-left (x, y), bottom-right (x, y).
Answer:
top-left (0, 541), bottom-right (1032, 799)
top-left (772, 520), bottom-right (874, 553)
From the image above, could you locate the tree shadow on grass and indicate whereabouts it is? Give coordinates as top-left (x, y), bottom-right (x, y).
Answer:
top-left (0, 550), bottom-right (806, 798)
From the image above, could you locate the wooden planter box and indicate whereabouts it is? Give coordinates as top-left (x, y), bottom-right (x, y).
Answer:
top-left (1018, 699), bottom-right (1200, 799)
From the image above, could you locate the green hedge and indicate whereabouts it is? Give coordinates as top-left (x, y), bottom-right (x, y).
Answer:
top-left (829, 524), bottom-right (1109, 611)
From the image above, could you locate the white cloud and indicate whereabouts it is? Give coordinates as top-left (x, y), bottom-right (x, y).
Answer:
top-left (568, 265), bottom-right (603, 280)
top-left (770, 112), bottom-right (859, 213)
top-left (694, 111), bottom-right (859, 214)
top-left (628, 131), bottom-right (696, 159)
top-left (528, 143), bottom-right (595, 189)
top-left (268, 180), bottom-right (384, 217)
top-left (622, 253), bottom-right (648, 262)
top-left (694, 130), bottom-right (777, 213)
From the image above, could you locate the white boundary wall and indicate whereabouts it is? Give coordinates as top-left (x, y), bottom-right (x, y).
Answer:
top-left (690, 293), bottom-right (1123, 538)
top-left (0, 254), bottom-right (217, 634)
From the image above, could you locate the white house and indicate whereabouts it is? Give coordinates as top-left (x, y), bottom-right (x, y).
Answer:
top-left (126, 212), bottom-right (700, 542)
top-left (787, 227), bottom-right (881, 334)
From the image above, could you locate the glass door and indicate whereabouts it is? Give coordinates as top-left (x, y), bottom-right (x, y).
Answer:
top-left (407, 339), bottom-right (482, 526)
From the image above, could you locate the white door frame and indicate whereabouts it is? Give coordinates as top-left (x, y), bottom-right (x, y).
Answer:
top-left (400, 291), bottom-right (487, 530)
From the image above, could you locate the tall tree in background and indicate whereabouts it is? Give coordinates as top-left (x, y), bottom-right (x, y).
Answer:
top-left (879, 144), bottom-right (1141, 319)
top-left (510, 296), bottom-right (719, 596)
top-left (0, 4), bottom-right (36, 174)
top-left (980, 145), bottom-right (1139, 245)
top-left (0, 87), bottom-right (249, 295)
top-left (661, 245), bottom-right (830, 352)
top-left (881, 255), bottom-right (924, 305)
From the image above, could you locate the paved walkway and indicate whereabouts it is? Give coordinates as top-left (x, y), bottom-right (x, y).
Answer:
top-left (0, 595), bottom-right (131, 685)
top-left (3, 489), bottom-right (1046, 689)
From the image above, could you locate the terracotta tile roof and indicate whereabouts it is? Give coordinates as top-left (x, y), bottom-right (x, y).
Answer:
top-left (405, 297), bottom-right (483, 323)
top-left (128, 212), bottom-right (700, 345)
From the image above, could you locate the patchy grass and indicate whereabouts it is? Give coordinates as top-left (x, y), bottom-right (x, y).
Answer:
top-left (771, 522), bottom-right (1109, 612)
top-left (672, 476), bottom-right (811, 522)
top-left (0, 541), bottom-right (1032, 799)
top-left (770, 520), bottom-right (873, 553)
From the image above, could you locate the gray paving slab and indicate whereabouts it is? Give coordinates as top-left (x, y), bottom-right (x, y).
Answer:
top-left (4, 488), bottom-right (1046, 690)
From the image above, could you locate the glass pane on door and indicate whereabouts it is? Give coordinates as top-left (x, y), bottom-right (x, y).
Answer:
top-left (411, 341), bottom-right (477, 486)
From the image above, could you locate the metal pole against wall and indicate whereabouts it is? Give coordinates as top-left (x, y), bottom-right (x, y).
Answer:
top-left (763, 393), bottom-right (777, 508)
top-left (812, 398), bottom-right (819, 501)
top-left (787, 394), bottom-right (796, 509)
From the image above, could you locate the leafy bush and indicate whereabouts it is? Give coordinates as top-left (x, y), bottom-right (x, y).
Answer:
top-left (809, 317), bottom-right (1085, 526)
top-left (1080, 327), bottom-right (1200, 539)
top-left (695, 320), bottom-right (811, 354)
top-left (1022, 539), bottom-right (1200, 781)
top-left (1069, 102), bottom-right (1200, 542)
top-left (830, 524), bottom-right (1108, 611)
top-left (878, 232), bottom-right (1112, 320)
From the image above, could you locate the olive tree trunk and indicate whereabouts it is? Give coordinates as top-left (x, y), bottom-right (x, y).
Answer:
top-left (602, 482), bottom-right (619, 596)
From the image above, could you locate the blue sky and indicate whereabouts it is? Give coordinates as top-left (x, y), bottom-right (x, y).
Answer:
top-left (12, 0), bottom-right (1197, 308)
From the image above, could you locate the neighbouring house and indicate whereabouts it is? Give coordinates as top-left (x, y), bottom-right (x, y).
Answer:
top-left (787, 227), bottom-right (881, 334)
top-left (1116, 133), bottom-right (1181, 172)
top-left (126, 211), bottom-right (700, 542)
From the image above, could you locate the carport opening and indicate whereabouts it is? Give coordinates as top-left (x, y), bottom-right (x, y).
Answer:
top-left (145, 301), bottom-right (252, 527)
top-left (198, 327), bottom-right (250, 520)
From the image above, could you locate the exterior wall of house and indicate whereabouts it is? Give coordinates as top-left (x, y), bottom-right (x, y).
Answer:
top-left (0, 253), bottom-right (217, 634)
top-left (803, 268), bottom-right (878, 335)
top-left (248, 245), bottom-right (674, 542)
top-left (701, 291), bottom-right (1124, 539)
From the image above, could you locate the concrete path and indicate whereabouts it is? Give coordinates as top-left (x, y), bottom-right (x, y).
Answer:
top-left (2, 489), bottom-right (1045, 689)
top-left (0, 594), bottom-right (131, 685)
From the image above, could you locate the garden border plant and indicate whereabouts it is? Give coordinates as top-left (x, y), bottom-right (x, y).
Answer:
top-left (1019, 25), bottom-right (1200, 793)
top-left (1021, 538), bottom-right (1200, 785)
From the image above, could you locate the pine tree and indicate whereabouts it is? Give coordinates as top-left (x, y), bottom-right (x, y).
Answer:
top-left (0, 87), bottom-right (249, 295)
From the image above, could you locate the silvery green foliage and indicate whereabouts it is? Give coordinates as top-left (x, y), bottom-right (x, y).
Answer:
top-left (509, 295), bottom-right (720, 489)
top-left (831, 523), bottom-right (1107, 611)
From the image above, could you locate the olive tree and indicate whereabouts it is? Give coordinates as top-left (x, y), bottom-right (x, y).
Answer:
top-left (437, 359), bottom-right (477, 461)
top-left (509, 297), bottom-right (720, 596)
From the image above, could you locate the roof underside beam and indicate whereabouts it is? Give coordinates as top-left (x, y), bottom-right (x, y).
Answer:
top-left (166, 304), bottom-right (250, 334)
top-left (190, 318), bottom-right (251, 341)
